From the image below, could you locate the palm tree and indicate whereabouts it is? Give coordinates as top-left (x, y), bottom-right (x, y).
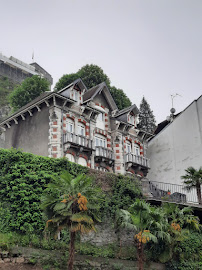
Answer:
top-left (41, 172), bottom-right (101, 270)
top-left (162, 203), bottom-right (200, 231)
top-left (181, 167), bottom-right (202, 204)
top-left (118, 199), bottom-right (170, 270)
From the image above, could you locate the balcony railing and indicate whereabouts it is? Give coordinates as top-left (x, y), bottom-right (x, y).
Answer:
top-left (148, 180), bottom-right (200, 204)
top-left (95, 146), bottom-right (115, 160)
top-left (125, 153), bottom-right (150, 168)
top-left (63, 132), bottom-right (93, 149)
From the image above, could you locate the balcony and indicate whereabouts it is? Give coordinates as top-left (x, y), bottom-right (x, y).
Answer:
top-left (63, 132), bottom-right (93, 149)
top-left (125, 153), bottom-right (150, 168)
top-left (95, 146), bottom-right (115, 161)
top-left (143, 180), bottom-right (202, 207)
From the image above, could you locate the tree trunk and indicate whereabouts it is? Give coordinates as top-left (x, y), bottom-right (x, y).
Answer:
top-left (196, 184), bottom-right (202, 205)
top-left (137, 242), bottom-right (144, 270)
top-left (68, 231), bottom-right (76, 270)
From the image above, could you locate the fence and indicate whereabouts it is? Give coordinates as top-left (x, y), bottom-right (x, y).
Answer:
top-left (148, 180), bottom-right (200, 204)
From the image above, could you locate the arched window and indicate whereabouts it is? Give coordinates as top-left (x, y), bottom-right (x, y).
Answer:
top-left (126, 140), bottom-right (131, 153)
top-left (78, 157), bottom-right (87, 167)
top-left (134, 144), bottom-right (140, 156)
top-left (66, 153), bottom-right (75, 162)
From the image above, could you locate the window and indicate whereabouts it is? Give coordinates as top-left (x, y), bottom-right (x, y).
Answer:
top-left (97, 113), bottom-right (104, 121)
top-left (134, 144), bottom-right (140, 156)
top-left (66, 118), bottom-right (74, 133)
top-left (72, 90), bottom-right (79, 102)
top-left (96, 112), bottom-right (105, 129)
top-left (95, 134), bottom-right (107, 148)
top-left (78, 157), bottom-right (87, 167)
top-left (78, 123), bottom-right (85, 136)
top-left (126, 141), bottom-right (131, 153)
top-left (66, 153), bottom-right (75, 162)
top-left (128, 114), bottom-right (134, 125)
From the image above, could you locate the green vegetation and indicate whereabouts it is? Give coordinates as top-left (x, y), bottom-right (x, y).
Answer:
top-left (9, 75), bottom-right (49, 112)
top-left (138, 96), bottom-right (156, 134)
top-left (181, 167), bottom-right (202, 205)
top-left (41, 172), bottom-right (101, 270)
top-left (0, 76), bottom-right (16, 107)
top-left (0, 148), bottom-right (141, 235)
top-left (0, 148), bottom-right (201, 270)
top-left (54, 64), bottom-right (132, 110)
top-left (117, 200), bottom-right (170, 270)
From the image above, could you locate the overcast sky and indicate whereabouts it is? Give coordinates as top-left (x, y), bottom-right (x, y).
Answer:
top-left (1, 0), bottom-right (202, 123)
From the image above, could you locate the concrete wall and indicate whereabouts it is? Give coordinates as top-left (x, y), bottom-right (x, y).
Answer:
top-left (3, 105), bottom-right (50, 156)
top-left (147, 96), bottom-right (202, 186)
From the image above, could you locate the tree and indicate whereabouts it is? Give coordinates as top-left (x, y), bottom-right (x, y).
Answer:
top-left (181, 167), bottom-right (202, 205)
top-left (110, 86), bottom-right (132, 110)
top-left (9, 75), bottom-right (49, 112)
top-left (118, 199), bottom-right (170, 270)
top-left (78, 64), bottom-right (111, 89)
top-left (54, 64), bottom-right (132, 110)
top-left (138, 97), bottom-right (156, 134)
top-left (54, 73), bottom-right (80, 92)
top-left (41, 172), bottom-right (101, 270)
top-left (0, 77), bottom-right (16, 107)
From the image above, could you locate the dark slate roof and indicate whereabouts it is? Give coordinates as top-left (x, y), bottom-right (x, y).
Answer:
top-left (114, 104), bottom-right (139, 117)
top-left (83, 82), bottom-right (105, 102)
top-left (11, 91), bottom-right (52, 115)
top-left (0, 91), bottom-right (70, 125)
top-left (154, 112), bottom-right (181, 135)
top-left (58, 78), bottom-right (87, 94)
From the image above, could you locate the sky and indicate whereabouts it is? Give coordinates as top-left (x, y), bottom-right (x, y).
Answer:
top-left (0, 0), bottom-right (202, 123)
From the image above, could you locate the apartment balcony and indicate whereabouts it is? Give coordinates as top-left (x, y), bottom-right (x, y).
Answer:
top-left (95, 146), bottom-right (115, 164)
top-left (125, 153), bottom-right (150, 169)
top-left (63, 132), bottom-right (93, 150)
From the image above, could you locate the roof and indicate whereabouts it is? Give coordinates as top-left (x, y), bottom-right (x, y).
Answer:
top-left (83, 82), bottom-right (104, 102)
top-left (58, 78), bottom-right (87, 94)
top-left (8, 92), bottom-right (52, 117)
top-left (83, 82), bottom-right (118, 111)
top-left (0, 91), bottom-right (74, 127)
top-left (114, 104), bottom-right (139, 117)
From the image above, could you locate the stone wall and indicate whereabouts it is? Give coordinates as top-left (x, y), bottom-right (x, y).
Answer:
top-left (81, 221), bottom-right (135, 247)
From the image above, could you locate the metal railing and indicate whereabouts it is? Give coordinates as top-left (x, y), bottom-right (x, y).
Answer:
top-left (95, 146), bottom-right (115, 160)
top-left (63, 132), bottom-right (93, 149)
top-left (125, 153), bottom-right (150, 168)
top-left (148, 180), bottom-right (200, 204)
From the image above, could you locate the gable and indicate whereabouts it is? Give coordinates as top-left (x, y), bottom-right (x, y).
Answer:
top-left (83, 82), bottom-right (118, 111)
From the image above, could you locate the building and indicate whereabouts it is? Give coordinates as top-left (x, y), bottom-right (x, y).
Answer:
top-left (0, 78), bottom-right (150, 176)
top-left (0, 53), bottom-right (53, 86)
top-left (147, 95), bottom-right (202, 203)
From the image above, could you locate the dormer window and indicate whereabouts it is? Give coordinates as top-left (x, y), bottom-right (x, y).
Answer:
top-left (97, 112), bottom-right (104, 121)
top-left (128, 114), bottom-right (134, 125)
top-left (96, 112), bottom-right (105, 130)
top-left (72, 90), bottom-right (79, 102)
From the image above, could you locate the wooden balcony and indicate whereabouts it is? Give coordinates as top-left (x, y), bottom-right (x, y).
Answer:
top-left (63, 132), bottom-right (93, 149)
top-left (125, 153), bottom-right (150, 168)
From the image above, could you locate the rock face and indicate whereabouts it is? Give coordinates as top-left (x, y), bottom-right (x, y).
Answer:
top-left (81, 221), bottom-right (134, 246)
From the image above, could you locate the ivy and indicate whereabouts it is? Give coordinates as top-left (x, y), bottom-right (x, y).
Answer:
top-left (0, 148), bottom-right (142, 234)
